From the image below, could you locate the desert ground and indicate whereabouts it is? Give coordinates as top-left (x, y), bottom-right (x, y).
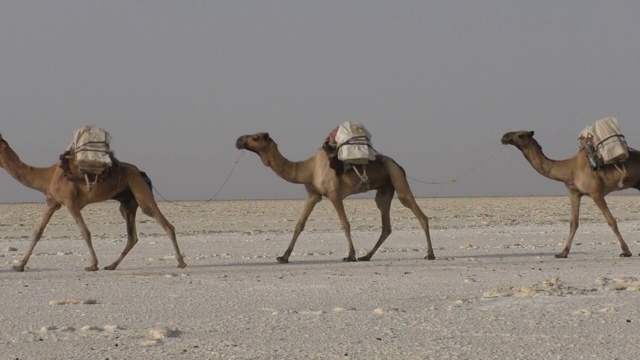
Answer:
top-left (1, 195), bottom-right (639, 359)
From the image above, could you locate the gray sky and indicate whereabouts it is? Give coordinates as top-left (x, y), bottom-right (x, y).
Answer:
top-left (2, 1), bottom-right (640, 203)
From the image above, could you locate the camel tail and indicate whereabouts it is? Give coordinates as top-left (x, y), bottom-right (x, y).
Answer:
top-left (139, 171), bottom-right (158, 201)
top-left (383, 156), bottom-right (415, 195)
top-left (387, 157), bottom-right (407, 177)
top-left (139, 171), bottom-right (153, 190)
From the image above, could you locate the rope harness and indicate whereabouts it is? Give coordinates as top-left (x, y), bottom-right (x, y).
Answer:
top-left (60, 150), bottom-right (112, 191)
top-left (331, 135), bottom-right (377, 190)
top-left (580, 134), bottom-right (628, 188)
top-left (351, 164), bottom-right (370, 190)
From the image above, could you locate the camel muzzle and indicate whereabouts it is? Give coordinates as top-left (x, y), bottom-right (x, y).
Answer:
top-left (235, 136), bottom-right (247, 150)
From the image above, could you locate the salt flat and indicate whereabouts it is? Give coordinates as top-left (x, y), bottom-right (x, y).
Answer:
top-left (1, 196), bottom-right (639, 359)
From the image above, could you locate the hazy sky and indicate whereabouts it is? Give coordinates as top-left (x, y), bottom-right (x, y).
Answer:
top-left (2, 1), bottom-right (640, 203)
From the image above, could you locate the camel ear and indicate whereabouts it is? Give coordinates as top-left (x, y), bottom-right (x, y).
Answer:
top-left (262, 133), bottom-right (271, 142)
top-left (528, 131), bottom-right (534, 137)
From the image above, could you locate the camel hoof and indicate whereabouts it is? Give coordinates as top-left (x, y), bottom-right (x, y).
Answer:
top-left (177, 262), bottom-right (187, 269)
top-left (619, 252), bottom-right (632, 257)
top-left (104, 265), bottom-right (117, 270)
top-left (425, 254), bottom-right (436, 260)
top-left (342, 257), bottom-right (357, 262)
top-left (12, 265), bottom-right (25, 272)
top-left (276, 256), bottom-right (289, 264)
top-left (554, 253), bottom-right (568, 259)
top-left (357, 256), bottom-right (371, 261)
top-left (84, 266), bottom-right (99, 272)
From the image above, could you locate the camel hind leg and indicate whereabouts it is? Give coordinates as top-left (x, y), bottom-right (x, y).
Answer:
top-left (591, 194), bottom-right (632, 257)
top-left (358, 187), bottom-right (394, 261)
top-left (104, 199), bottom-right (139, 270)
top-left (13, 201), bottom-right (61, 272)
top-left (386, 160), bottom-right (435, 260)
top-left (129, 173), bottom-right (186, 268)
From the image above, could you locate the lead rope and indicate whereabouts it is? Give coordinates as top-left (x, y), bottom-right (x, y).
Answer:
top-left (152, 152), bottom-right (244, 207)
top-left (407, 145), bottom-right (507, 185)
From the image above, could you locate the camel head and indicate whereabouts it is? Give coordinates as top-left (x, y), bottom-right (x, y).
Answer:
top-left (235, 132), bottom-right (276, 155)
top-left (501, 130), bottom-right (535, 150)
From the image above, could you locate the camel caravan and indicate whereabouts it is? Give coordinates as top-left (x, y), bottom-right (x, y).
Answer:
top-left (1, 118), bottom-right (639, 272)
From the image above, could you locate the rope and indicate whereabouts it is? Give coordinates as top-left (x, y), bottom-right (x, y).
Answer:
top-left (152, 152), bottom-right (244, 207)
top-left (407, 145), bottom-right (506, 185)
top-left (352, 164), bottom-right (370, 190)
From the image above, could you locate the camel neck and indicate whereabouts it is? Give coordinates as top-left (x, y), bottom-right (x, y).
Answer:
top-left (261, 146), bottom-right (308, 184)
top-left (520, 140), bottom-right (569, 182)
top-left (1, 142), bottom-right (53, 194)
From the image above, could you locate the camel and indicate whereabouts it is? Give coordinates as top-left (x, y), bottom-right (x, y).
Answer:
top-left (235, 132), bottom-right (434, 263)
top-left (501, 130), bottom-right (640, 258)
top-left (0, 133), bottom-right (186, 271)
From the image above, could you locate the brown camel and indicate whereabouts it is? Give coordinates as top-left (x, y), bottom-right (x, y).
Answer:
top-left (0, 133), bottom-right (186, 271)
top-left (501, 130), bottom-right (640, 258)
top-left (235, 132), bottom-right (434, 263)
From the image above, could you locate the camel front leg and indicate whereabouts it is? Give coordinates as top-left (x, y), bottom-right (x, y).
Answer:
top-left (278, 192), bottom-right (322, 263)
top-left (591, 194), bottom-right (632, 257)
top-left (104, 200), bottom-right (139, 270)
top-left (67, 205), bottom-right (100, 271)
top-left (359, 188), bottom-right (394, 261)
top-left (13, 201), bottom-right (61, 272)
top-left (556, 191), bottom-right (582, 258)
top-left (327, 192), bottom-right (356, 262)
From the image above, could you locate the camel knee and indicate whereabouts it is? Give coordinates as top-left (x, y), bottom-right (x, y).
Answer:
top-left (165, 222), bottom-right (175, 235)
top-left (80, 229), bottom-right (91, 240)
top-left (569, 218), bottom-right (578, 228)
top-left (397, 195), bottom-right (412, 208)
top-left (140, 205), bottom-right (154, 217)
top-left (32, 228), bottom-right (45, 239)
top-left (381, 228), bottom-right (392, 238)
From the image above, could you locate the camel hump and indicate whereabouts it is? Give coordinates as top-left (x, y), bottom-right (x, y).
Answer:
top-left (70, 126), bottom-right (113, 175)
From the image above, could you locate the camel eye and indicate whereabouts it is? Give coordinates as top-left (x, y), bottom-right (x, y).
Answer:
top-left (252, 135), bottom-right (260, 141)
